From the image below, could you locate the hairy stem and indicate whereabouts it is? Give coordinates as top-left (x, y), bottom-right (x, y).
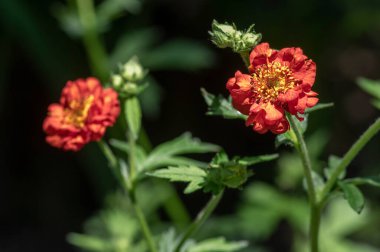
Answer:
top-left (320, 117), bottom-right (380, 200)
top-left (76, 0), bottom-right (108, 79)
top-left (174, 190), bottom-right (224, 252)
top-left (288, 115), bottom-right (319, 252)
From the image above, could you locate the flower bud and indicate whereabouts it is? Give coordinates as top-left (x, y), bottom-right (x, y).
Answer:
top-left (121, 56), bottom-right (145, 82)
top-left (209, 20), bottom-right (262, 53)
top-left (111, 75), bottom-right (123, 88)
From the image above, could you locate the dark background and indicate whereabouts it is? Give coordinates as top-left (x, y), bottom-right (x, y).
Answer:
top-left (0, 0), bottom-right (380, 251)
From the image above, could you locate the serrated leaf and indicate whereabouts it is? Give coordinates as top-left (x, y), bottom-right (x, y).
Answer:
top-left (357, 77), bottom-right (380, 100)
top-left (324, 155), bottom-right (344, 180)
top-left (148, 166), bottom-right (207, 194)
top-left (125, 97), bottom-right (142, 140)
top-left (305, 102), bottom-right (334, 113)
top-left (338, 182), bottom-right (365, 214)
top-left (201, 88), bottom-right (248, 120)
top-left (142, 133), bottom-right (220, 171)
top-left (238, 154), bottom-right (279, 166)
top-left (187, 237), bottom-right (248, 252)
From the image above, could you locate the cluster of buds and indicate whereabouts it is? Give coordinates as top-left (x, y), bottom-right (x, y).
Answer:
top-left (209, 20), bottom-right (262, 53)
top-left (111, 56), bottom-right (148, 97)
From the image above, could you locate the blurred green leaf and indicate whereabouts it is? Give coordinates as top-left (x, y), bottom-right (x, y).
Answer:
top-left (110, 28), bottom-right (160, 68)
top-left (305, 102), bottom-right (334, 113)
top-left (357, 78), bottom-right (380, 100)
top-left (52, 3), bottom-right (82, 38)
top-left (109, 139), bottom-right (147, 171)
top-left (371, 99), bottom-right (380, 110)
top-left (97, 0), bottom-right (141, 29)
top-left (142, 133), bottom-right (220, 171)
top-left (344, 176), bottom-right (380, 188)
top-left (187, 237), bottom-right (248, 252)
top-left (338, 182), bottom-right (365, 214)
top-left (238, 154), bottom-right (279, 166)
top-left (125, 97), bottom-right (142, 140)
top-left (148, 166), bottom-right (207, 194)
top-left (303, 171), bottom-right (325, 194)
top-left (143, 39), bottom-right (215, 71)
top-left (324, 155), bottom-right (344, 180)
top-left (201, 88), bottom-right (247, 120)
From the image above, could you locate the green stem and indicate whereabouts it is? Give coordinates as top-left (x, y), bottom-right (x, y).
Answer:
top-left (97, 140), bottom-right (119, 177)
top-left (320, 118), bottom-right (380, 200)
top-left (76, 0), bottom-right (108, 79)
top-left (130, 197), bottom-right (158, 252)
top-left (239, 51), bottom-right (250, 68)
top-left (174, 190), bottom-right (224, 252)
top-left (288, 115), bottom-right (319, 252)
top-left (288, 115), bottom-right (316, 203)
top-left (127, 128), bottom-right (157, 252)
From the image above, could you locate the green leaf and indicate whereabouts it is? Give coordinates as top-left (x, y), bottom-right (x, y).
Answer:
top-left (305, 102), bottom-right (334, 113)
top-left (371, 99), bottom-right (380, 110)
top-left (238, 154), bottom-right (279, 166)
top-left (142, 39), bottom-right (215, 71)
top-left (357, 77), bottom-right (380, 100)
top-left (97, 0), bottom-right (141, 29)
top-left (125, 97), bottom-right (142, 140)
top-left (275, 130), bottom-right (296, 148)
top-left (187, 237), bottom-right (248, 252)
top-left (148, 166), bottom-right (207, 194)
top-left (201, 88), bottom-right (248, 120)
top-left (142, 133), bottom-right (220, 171)
top-left (344, 176), bottom-right (380, 188)
top-left (338, 182), bottom-right (365, 214)
top-left (67, 233), bottom-right (108, 251)
top-left (109, 139), bottom-right (147, 171)
top-left (110, 28), bottom-right (160, 68)
top-left (303, 171), bottom-right (325, 193)
top-left (324, 155), bottom-right (344, 180)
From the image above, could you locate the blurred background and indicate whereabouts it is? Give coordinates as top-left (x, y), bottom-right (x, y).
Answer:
top-left (0, 0), bottom-right (380, 251)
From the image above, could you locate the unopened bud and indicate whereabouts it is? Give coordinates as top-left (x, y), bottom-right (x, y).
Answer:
top-left (111, 75), bottom-right (123, 88)
top-left (209, 20), bottom-right (262, 53)
top-left (121, 56), bottom-right (145, 82)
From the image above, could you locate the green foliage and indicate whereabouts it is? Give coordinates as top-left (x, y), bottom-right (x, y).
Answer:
top-left (158, 229), bottom-right (247, 252)
top-left (149, 152), bottom-right (278, 194)
top-left (67, 208), bottom-right (143, 252)
top-left (344, 176), bottom-right (380, 188)
top-left (110, 133), bottom-right (219, 175)
top-left (338, 181), bottom-right (365, 214)
top-left (324, 155), bottom-right (344, 180)
top-left (149, 166), bottom-right (207, 194)
top-left (357, 77), bottom-right (380, 109)
top-left (142, 133), bottom-right (220, 171)
top-left (125, 97), bottom-right (142, 140)
top-left (201, 88), bottom-right (247, 120)
top-left (187, 237), bottom-right (248, 252)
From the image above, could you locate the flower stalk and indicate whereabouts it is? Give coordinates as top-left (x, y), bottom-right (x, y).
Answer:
top-left (174, 190), bottom-right (224, 252)
top-left (288, 114), bottom-right (320, 252)
top-left (320, 117), bottom-right (380, 201)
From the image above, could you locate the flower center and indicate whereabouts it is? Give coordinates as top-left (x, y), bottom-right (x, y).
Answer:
top-left (251, 61), bottom-right (297, 102)
top-left (64, 95), bottom-right (94, 128)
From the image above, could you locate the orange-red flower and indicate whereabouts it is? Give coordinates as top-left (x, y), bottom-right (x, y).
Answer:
top-left (43, 77), bottom-right (120, 151)
top-left (226, 43), bottom-right (318, 134)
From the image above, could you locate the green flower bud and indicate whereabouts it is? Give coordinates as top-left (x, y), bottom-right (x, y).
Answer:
top-left (111, 74), bottom-right (123, 89)
top-left (209, 20), bottom-right (262, 53)
top-left (121, 56), bottom-right (145, 82)
top-left (121, 82), bottom-right (139, 95)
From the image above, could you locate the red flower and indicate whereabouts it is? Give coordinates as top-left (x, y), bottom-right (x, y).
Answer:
top-left (226, 43), bottom-right (318, 134)
top-left (43, 77), bottom-right (120, 151)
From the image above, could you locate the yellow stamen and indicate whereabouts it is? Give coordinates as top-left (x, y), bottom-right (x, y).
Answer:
top-left (252, 61), bottom-right (297, 102)
top-left (64, 95), bottom-right (94, 128)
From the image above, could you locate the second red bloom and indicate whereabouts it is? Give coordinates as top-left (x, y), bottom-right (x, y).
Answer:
top-left (226, 43), bottom-right (318, 134)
